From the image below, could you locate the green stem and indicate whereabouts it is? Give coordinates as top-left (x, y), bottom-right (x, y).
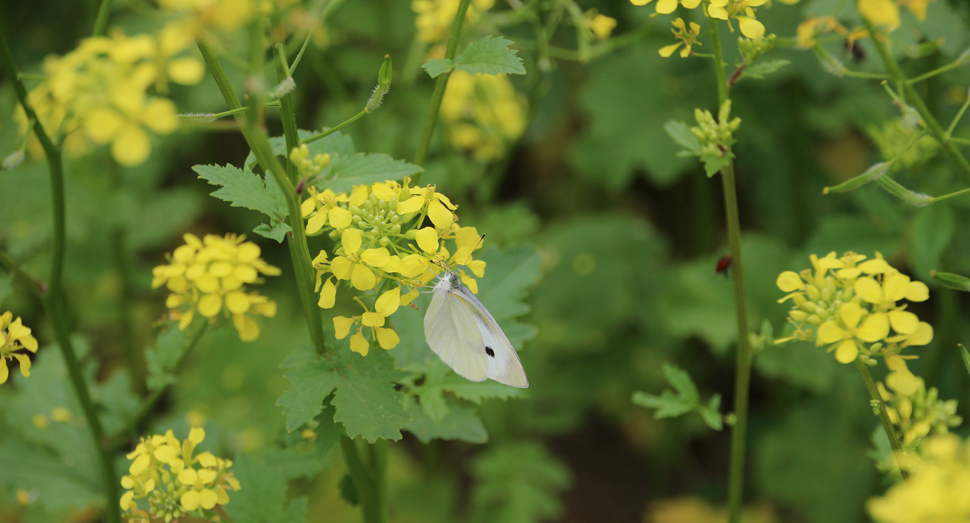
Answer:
top-left (370, 439), bottom-right (389, 522)
top-left (302, 110), bottom-right (367, 145)
top-left (710, 19), bottom-right (752, 523)
top-left (112, 228), bottom-right (144, 391)
top-left (864, 21), bottom-right (970, 184)
top-left (274, 43), bottom-right (302, 185)
top-left (91, 0), bottom-right (113, 36)
top-left (105, 323), bottom-right (209, 451)
top-left (907, 56), bottom-right (967, 85)
top-left (853, 358), bottom-right (909, 479)
top-left (341, 437), bottom-right (387, 523)
top-left (945, 96), bottom-right (970, 137)
top-left (196, 35), bottom-right (327, 355)
top-left (0, 249), bottom-right (47, 297)
top-left (412, 0), bottom-right (473, 171)
top-left (0, 23), bottom-right (119, 523)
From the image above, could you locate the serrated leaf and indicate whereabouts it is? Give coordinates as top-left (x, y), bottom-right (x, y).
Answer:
top-left (403, 396), bottom-right (488, 444)
top-left (423, 58), bottom-right (455, 78)
top-left (193, 164), bottom-right (288, 221)
top-left (740, 59), bottom-right (791, 80)
top-left (474, 245), bottom-right (542, 321)
top-left (454, 36), bottom-right (526, 76)
top-left (318, 151), bottom-right (423, 194)
top-left (277, 345), bottom-right (412, 442)
top-left (631, 390), bottom-right (694, 418)
top-left (662, 363), bottom-right (699, 405)
top-left (224, 454), bottom-right (308, 523)
top-left (701, 394), bottom-right (723, 431)
top-left (470, 443), bottom-right (572, 523)
top-left (701, 151), bottom-right (733, 177)
top-left (664, 120), bottom-right (702, 156)
top-left (252, 221), bottom-right (292, 243)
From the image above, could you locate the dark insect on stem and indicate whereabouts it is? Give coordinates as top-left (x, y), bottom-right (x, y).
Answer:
top-left (844, 39), bottom-right (865, 63)
top-left (715, 255), bottom-right (733, 278)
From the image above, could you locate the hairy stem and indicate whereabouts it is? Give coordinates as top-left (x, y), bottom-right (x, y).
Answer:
top-left (196, 35), bottom-right (327, 354)
top-left (710, 19), bottom-right (752, 523)
top-left (0, 22), bottom-right (119, 523)
top-left (854, 358), bottom-right (909, 479)
top-left (412, 0), bottom-right (473, 171)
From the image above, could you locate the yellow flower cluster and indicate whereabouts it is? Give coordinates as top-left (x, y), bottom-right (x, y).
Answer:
top-left (775, 252), bottom-right (932, 364)
top-left (157, 0), bottom-right (256, 37)
top-left (300, 174), bottom-right (485, 356)
top-left (877, 361), bottom-right (961, 445)
top-left (120, 428), bottom-right (240, 522)
top-left (15, 33), bottom-right (201, 167)
top-left (660, 19), bottom-right (703, 58)
top-left (1, 312), bottom-right (38, 384)
top-left (152, 233), bottom-right (280, 341)
top-left (582, 11), bottom-right (618, 41)
top-left (868, 433), bottom-right (970, 522)
top-left (440, 71), bottom-right (527, 161)
top-left (411, 0), bottom-right (495, 43)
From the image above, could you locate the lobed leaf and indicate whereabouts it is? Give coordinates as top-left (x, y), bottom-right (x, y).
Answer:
top-left (423, 58), bottom-right (455, 78)
top-left (454, 36), bottom-right (526, 76)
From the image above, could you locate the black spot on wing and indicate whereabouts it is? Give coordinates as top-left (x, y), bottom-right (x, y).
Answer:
top-left (485, 346), bottom-right (495, 358)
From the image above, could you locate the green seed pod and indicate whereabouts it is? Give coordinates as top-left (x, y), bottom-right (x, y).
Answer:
top-left (366, 55), bottom-right (392, 113)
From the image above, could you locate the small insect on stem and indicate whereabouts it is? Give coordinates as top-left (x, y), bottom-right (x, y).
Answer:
top-left (715, 255), bottom-right (733, 278)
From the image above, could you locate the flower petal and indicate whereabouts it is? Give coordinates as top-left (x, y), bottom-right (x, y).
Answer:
top-left (888, 310), bottom-right (919, 335)
top-left (857, 312), bottom-right (890, 342)
top-left (334, 316), bottom-right (355, 339)
top-left (375, 328), bottom-right (400, 349)
top-left (817, 321), bottom-right (845, 344)
top-left (656, 0), bottom-right (678, 13)
top-left (319, 277), bottom-right (336, 309)
top-left (341, 229), bottom-right (362, 254)
top-left (839, 301), bottom-right (864, 329)
top-left (776, 271), bottom-right (806, 292)
top-left (351, 264), bottom-right (376, 291)
top-left (428, 200), bottom-right (454, 229)
top-left (350, 330), bottom-right (369, 356)
top-left (835, 339), bottom-right (859, 363)
top-left (375, 287), bottom-right (401, 317)
top-left (904, 322), bottom-right (933, 346)
top-left (415, 227), bottom-right (439, 253)
top-left (854, 278), bottom-right (883, 303)
top-left (362, 312), bottom-right (385, 327)
top-left (737, 16), bottom-right (766, 39)
top-left (906, 281), bottom-right (929, 302)
top-left (883, 273), bottom-right (911, 302)
top-left (360, 248), bottom-right (390, 268)
top-left (659, 43), bottom-right (683, 58)
top-left (181, 490), bottom-right (201, 511)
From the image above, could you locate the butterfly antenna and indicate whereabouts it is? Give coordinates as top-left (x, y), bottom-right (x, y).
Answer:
top-left (456, 234), bottom-right (485, 270)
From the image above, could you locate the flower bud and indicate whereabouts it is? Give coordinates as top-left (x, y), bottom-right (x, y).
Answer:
top-left (405, 229), bottom-right (417, 239)
top-left (806, 285), bottom-right (821, 301)
top-left (792, 293), bottom-right (807, 307)
top-left (379, 237), bottom-right (390, 246)
top-left (789, 310), bottom-right (809, 322)
top-left (806, 314), bottom-right (822, 326)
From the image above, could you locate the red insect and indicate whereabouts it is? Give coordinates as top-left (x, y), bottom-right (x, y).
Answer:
top-left (715, 255), bottom-right (733, 278)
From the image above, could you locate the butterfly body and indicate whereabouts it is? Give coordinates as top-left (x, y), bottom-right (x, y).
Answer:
top-left (424, 270), bottom-right (529, 388)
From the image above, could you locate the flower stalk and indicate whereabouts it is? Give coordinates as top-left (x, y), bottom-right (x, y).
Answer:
top-left (854, 357), bottom-right (909, 478)
top-left (0, 21), bottom-right (120, 523)
top-left (709, 18), bottom-right (753, 523)
top-left (413, 0), bottom-right (473, 170)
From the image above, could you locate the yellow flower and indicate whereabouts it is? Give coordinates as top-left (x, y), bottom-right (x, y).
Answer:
top-left (707, 0), bottom-right (768, 39)
top-left (412, 0), bottom-right (495, 43)
top-left (397, 186), bottom-right (458, 230)
top-left (795, 16), bottom-right (847, 48)
top-left (630, 0), bottom-right (701, 14)
top-left (438, 71), bottom-right (527, 161)
top-left (302, 187), bottom-right (352, 234)
top-left (817, 302), bottom-right (889, 363)
top-left (659, 18), bottom-right (703, 58)
top-left (1, 312), bottom-right (39, 384)
top-left (898, 0), bottom-right (931, 20)
top-left (330, 229), bottom-right (391, 291)
top-left (152, 233), bottom-right (280, 340)
top-left (121, 428), bottom-right (240, 521)
top-left (858, 0), bottom-right (900, 29)
top-left (583, 11), bottom-right (617, 40)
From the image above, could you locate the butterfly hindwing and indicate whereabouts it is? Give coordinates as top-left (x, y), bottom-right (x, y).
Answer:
top-left (452, 286), bottom-right (529, 388)
top-left (424, 285), bottom-right (488, 382)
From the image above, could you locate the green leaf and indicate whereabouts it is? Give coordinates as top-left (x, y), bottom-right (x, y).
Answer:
top-left (252, 221), bottom-right (292, 243)
top-left (340, 473), bottom-right (360, 506)
top-left (931, 271), bottom-right (970, 291)
top-left (277, 345), bottom-right (412, 442)
top-left (960, 344), bottom-right (970, 377)
top-left (631, 390), bottom-right (694, 418)
top-left (0, 439), bottom-right (101, 512)
top-left (700, 394), bottom-right (723, 431)
top-left (740, 59), bottom-right (791, 80)
top-left (911, 204), bottom-right (954, 279)
top-left (454, 36), bottom-right (526, 76)
top-left (145, 327), bottom-right (184, 390)
top-left (664, 120), bottom-right (702, 156)
top-left (193, 163), bottom-right (288, 222)
top-left (224, 454), bottom-right (308, 523)
top-left (422, 58), bottom-right (455, 78)
top-left (403, 396), bottom-right (488, 444)
top-left (701, 150), bottom-right (734, 177)
top-left (470, 443), bottom-right (572, 523)
top-left (320, 149), bottom-right (423, 194)
top-left (663, 363), bottom-right (699, 405)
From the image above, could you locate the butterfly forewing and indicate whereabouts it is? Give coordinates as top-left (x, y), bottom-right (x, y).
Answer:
top-left (425, 285), bottom-right (488, 382)
top-left (452, 285), bottom-right (529, 388)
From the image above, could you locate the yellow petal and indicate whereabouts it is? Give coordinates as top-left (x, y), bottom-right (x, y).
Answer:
top-left (350, 330), bottom-right (369, 356)
top-left (306, 212), bottom-right (328, 235)
top-left (401, 288), bottom-right (419, 306)
top-left (682, 0), bottom-right (701, 7)
top-left (858, 0), bottom-right (900, 28)
top-left (341, 228), bottom-right (362, 253)
top-left (888, 369), bottom-right (919, 396)
top-left (416, 227), bottom-right (439, 253)
top-left (428, 200), bottom-right (454, 229)
top-left (0, 358), bottom-right (7, 384)
top-left (121, 475), bottom-right (135, 489)
top-left (655, 0), bottom-right (678, 13)
top-left (857, 312), bottom-right (890, 342)
top-left (111, 124), bottom-right (151, 167)
top-left (319, 277), bottom-right (336, 309)
top-left (198, 488), bottom-right (218, 509)
top-left (198, 294), bottom-right (222, 317)
top-left (179, 468), bottom-right (199, 485)
top-left (181, 489), bottom-right (201, 510)
top-left (630, 0), bottom-right (652, 5)
top-left (232, 314), bottom-right (260, 341)
top-left (817, 321), bottom-right (845, 344)
top-left (836, 268), bottom-right (861, 280)
top-left (331, 257), bottom-right (353, 280)
top-left (130, 454), bottom-right (151, 475)
top-left (196, 452), bottom-right (217, 468)
top-left (905, 322), bottom-right (933, 346)
top-left (776, 271), bottom-right (806, 292)
top-left (839, 302), bottom-right (864, 329)
top-left (360, 248), bottom-right (390, 267)
top-left (301, 196), bottom-right (317, 217)
top-left (225, 291), bottom-right (251, 314)
top-left (854, 278), bottom-right (883, 303)
top-left (859, 258), bottom-right (892, 274)
top-left (84, 107), bottom-right (124, 143)
top-left (906, 281), bottom-right (929, 302)
top-left (334, 316), bottom-right (355, 339)
top-left (835, 339), bottom-right (859, 363)
top-left (375, 328), bottom-right (400, 349)
top-left (120, 490), bottom-right (135, 510)
top-left (216, 487), bottom-right (230, 505)
top-left (142, 98), bottom-right (178, 134)
top-left (13, 354), bottom-right (31, 377)
top-left (659, 43), bottom-right (682, 58)
top-left (168, 57), bottom-right (205, 85)
top-left (707, 4), bottom-right (729, 19)
top-left (888, 310), bottom-right (919, 335)
top-left (198, 469), bottom-right (217, 484)
top-left (154, 444), bottom-right (179, 463)
top-left (328, 207), bottom-right (352, 229)
top-left (737, 16), bottom-right (765, 39)
top-left (351, 264), bottom-right (377, 290)
top-left (375, 287), bottom-right (401, 317)
top-left (362, 312), bottom-right (385, 327)
top-left (396, 195), bottom-right (425, 214)
top-left (883, 273), bottom-right (911, 302)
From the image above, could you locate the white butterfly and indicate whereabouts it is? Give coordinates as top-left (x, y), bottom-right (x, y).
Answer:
top-left (424, 269), bottom-right (529, 388)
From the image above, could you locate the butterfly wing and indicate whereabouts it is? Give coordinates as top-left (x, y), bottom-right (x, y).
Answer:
top-left (451, 285), bottom-right (529, 388)
top-left (424, 286), bottom-right (488, 382)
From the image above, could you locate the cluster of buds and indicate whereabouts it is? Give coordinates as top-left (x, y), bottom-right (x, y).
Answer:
top-left (690, 100), bottom-right (742, 159)
top-left (290, 143), bottom-right (332, 183)
top-left (738, 34), bottom-right (776, 63)
top-left (878, 369), bottom-right (961, 446)
top-left (120, 428), bottom-right (240, 522)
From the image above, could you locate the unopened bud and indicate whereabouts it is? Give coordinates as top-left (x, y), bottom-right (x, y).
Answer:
top-left (365, 55), bottom-right (392, 113)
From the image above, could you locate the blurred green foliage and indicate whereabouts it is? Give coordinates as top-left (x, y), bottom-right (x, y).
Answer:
top-left (1, 0), bottom-right (970, 521)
